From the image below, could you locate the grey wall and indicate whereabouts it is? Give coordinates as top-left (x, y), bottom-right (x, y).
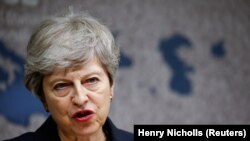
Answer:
top-left (0, 0), bottom-right (250, 140)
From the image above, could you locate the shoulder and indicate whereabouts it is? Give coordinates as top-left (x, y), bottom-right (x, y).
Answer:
top-left (3, 116), bottom-right (60, 141)
top-left (115, 128), bottom-right (133, 141)
top-left (105, 118), bottom-right (134, 141)
top-left (3, 132), bottom-right (35, 141)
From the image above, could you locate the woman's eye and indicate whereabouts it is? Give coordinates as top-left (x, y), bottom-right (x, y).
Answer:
top-left (85, 77), bottom-right (99, 84)
top-left (54, 83), bottom-right (69, 90)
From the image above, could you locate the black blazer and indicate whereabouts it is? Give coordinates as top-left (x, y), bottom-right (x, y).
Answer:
top-left (4, 116), bottom-right (133, 141)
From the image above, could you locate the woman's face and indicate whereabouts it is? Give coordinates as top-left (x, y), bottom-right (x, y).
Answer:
top-left (42, 58), bottom-right (114, 138)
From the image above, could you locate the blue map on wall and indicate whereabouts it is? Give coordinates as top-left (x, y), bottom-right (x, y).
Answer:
top-left (0, 41), bottom-right (47, 126)
top-left (158, 34), bottom-right (225, 95)
top-left (159, 34), bottom-right (194, 95)
top-left (211, 40), bottom-right (225, 58)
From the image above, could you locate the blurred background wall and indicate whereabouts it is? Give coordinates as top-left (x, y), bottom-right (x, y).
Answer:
top-left (0, 0), bottom-right (250, 140)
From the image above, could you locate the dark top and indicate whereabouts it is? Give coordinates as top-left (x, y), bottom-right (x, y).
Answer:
top-left (4, 116), bottom-right (133, 141)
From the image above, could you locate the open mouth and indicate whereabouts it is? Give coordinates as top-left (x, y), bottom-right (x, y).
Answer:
top-left (72, 110), bottom-right (94, 122)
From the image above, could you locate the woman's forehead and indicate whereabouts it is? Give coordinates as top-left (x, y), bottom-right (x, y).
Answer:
top-left (46, 58), bottom-right (105, 78)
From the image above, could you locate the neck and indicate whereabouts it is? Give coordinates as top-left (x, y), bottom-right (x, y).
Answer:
top-left (58, 127), bottom-right (106, 141)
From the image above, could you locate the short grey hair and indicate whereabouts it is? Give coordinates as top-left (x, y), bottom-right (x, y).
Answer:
top-left (25, 13), bottom-right (120, 100)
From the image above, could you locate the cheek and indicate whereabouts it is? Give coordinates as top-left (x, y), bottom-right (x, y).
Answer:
top-left (46, 95), bottom-right (71, 115)
top-left (95, 91), bottom-right (112, 119)
top-left (92, 88), bottom-right (111, 107)
top-left (93, 94), bottom-right (111, 121)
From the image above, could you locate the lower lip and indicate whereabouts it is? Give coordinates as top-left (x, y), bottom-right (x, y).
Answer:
top-left (73, 114), bottom-right (94, 122)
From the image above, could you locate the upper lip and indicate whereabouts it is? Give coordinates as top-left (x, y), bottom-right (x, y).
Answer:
top-left (72, 109), bottom-right (95, 118)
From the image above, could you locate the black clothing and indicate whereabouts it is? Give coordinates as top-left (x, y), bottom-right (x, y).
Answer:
top-left (4, 116), bottom-right (133, 141)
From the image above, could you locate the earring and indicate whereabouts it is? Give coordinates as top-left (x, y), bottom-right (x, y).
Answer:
top-left (110, 96), bottom-right (113, 102)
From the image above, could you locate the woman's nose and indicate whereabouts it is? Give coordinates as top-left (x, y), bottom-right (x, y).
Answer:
top-left (72, 83), bottom-right (89, 106)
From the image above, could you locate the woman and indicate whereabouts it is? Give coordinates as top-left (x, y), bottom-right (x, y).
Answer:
top-left (5, 12), bottom-right (133, 141)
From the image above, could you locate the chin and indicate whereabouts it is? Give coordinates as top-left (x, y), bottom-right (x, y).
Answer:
top-left (74, 122), bottom-right (102, 136)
